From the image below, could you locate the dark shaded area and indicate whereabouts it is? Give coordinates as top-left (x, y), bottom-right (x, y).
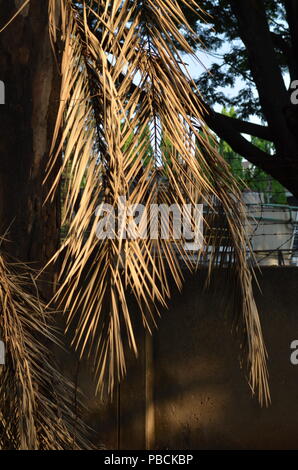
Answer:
top-left (55, 267), bottom-right (298, 450)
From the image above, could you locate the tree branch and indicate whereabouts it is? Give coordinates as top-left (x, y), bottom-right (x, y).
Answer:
top-left (230, 0), bottom-right (296, 156)
top-left (200, 103), bottom-right (285, 182)
top-left (212, 112), bottom-right (272, 141)
top-left (117, 65), bottom-right (297, 194)
top-left (283, 0), bottom-right (298, 81)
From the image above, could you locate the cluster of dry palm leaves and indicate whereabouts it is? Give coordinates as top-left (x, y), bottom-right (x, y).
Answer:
top-left (46, 0), bottom-right (269, 403)
top-left (0, 248), bottom-right (90, 449)
top-left (0, 0), bottom-right (270, 450)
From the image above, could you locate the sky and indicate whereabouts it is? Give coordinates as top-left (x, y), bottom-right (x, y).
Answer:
top-left (183, 47), bottom-right (258, 120)
top-left (183, 45), bottom-right (291, 126)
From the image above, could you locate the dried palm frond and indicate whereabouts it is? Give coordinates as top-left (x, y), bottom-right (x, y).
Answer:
top-left (0, 251), bottom-right (90, 449)
top-left (46, 0), bottom-right (269, 404)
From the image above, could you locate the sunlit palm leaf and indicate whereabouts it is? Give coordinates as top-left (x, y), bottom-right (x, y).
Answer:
top-left (47, 0), bottom-right (269, 404)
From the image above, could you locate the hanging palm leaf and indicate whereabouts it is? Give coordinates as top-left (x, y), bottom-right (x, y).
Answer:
top-left (44, 0), bottom-right (269, 405)
top-left (0, 250), bottom-right (91, 449)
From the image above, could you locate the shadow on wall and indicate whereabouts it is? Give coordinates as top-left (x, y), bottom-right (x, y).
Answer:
top-left (54, 267), bottom-right (298, 450)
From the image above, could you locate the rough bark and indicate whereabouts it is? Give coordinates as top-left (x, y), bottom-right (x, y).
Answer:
top-left (0, 0), bottom-right (61, 297)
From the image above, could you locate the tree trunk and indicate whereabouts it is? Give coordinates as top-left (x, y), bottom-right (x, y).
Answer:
top-left (200, 0), bottom-right (298, 199)
top-left (0, 1), bottom-right (61, 297)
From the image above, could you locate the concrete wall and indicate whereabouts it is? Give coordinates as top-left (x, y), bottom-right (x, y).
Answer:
top-left (59, 267), bottom-right (298, 450)
top-left (153, 267), bottom-right (298, 450)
